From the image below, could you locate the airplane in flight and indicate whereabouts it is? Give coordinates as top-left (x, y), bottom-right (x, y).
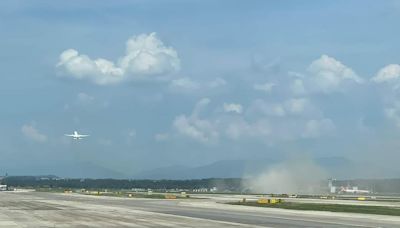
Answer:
top-left (65, 131), bottom-right (89, 140)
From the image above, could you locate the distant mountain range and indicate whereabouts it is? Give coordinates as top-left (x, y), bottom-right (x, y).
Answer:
top-left (7, 156), bottom-right (397, 180)
top-left (2, 161), bottom-right (127, 179)
top-left (133, 157), bottom-right (363, 179)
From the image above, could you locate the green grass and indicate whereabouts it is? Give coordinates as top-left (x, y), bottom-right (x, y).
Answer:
top-left (229, 201), bottom-right (400, 216)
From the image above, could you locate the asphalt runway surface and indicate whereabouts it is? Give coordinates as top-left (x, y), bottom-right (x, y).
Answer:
top-left (0, 191), bottom-right (399, 227)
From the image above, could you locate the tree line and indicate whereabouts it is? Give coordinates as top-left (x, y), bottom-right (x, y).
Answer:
top-left (1, 176), bottom-right (244, 191)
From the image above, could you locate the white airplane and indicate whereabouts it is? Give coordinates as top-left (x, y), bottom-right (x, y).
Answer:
top-left (339, 186), bottom-right (371, 194)
top-left (65, 131), bottom-right (89, 140)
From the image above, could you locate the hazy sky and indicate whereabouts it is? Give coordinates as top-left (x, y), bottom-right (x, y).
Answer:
top-left (1, 0), bottom-right (400, 177)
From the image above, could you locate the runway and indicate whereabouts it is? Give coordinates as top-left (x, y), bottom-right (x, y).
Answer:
top-left (0, 191), bottom-right (399, 227)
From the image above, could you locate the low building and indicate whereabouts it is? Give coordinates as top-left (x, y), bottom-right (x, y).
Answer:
top-left (0, 185), bottom-right (7, 191)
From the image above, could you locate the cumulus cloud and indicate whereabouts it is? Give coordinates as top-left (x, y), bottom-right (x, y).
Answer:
top-left (307, 55), bottom-right (363, 93)
top-left (284, 97), bottom-right (321, 116)
top-left (21, 124), bottom-right (47, 143)
top-left (285, 98), bottom-right (308, 114)
top-left (64, 92), bottom-right (106, 111)
top-left (171, 97), bottom-right (334, 144)
top-left (223, 103), bottom-right (243, 114)
top-left (288, 71), bottom-right (305, 78)
top-left (166, 55), bottom-right (357, 144)
top-left (173, 98), bottom-right (219, 144)
top-left (226, 115), bottom-right (334, 142)
top-left (225, 119), bottom-right (271, 140)
top-left (227, 97), bottom-right (333, 142)
top-left (192, 98), bottom-right (211, 116)
top-left (371, 64), bottom-right (400, 83)
top-left (290, 78), bottom-right (306, 95)
top-left (57, 33), bottom-right (180, 85)
top-left (169, 77), bottom-right (200, 92)
top-left (302, 118), bottom-right (335, 138)
top-left (173, 115), bottom-right (218, 143)
top-left (249, 98), bottom-right (315, 117)
top-left (249, 99), bottom-right (286, 117)
top-left (369, 65), bottom-right (400, 127)
top-left (384, 104), bottom-right (400, 128)
top-left (169, 77), bottom-right (226, 93)
top-left (253, 82), bottom-right (275, 93)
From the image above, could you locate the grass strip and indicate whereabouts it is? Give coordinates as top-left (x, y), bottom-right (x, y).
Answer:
top-left (229, 201), bottom-right (400, 216)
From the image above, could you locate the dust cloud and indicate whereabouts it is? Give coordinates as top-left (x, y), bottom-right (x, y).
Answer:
top-left (244, 158), bottom-right (327, 194)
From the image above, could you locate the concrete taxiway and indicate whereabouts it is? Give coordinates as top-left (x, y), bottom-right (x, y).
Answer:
top-left (0, 191), bottom-right (399, 227)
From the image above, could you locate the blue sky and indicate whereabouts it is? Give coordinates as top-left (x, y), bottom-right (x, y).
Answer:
top-left (1, 0), bottom-right (400, 177)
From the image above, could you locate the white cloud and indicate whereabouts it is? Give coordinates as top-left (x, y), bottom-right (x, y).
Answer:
top-left (302, 118), bottom-right (335, 138)
top-left (285, 98), bottom-right (309, 115)
top-left (225, 119), bottom-right (271, 140)
top-left (223, 103), bottom-right (243, 114)
top-left (173, 98), bottom-right (218, 143)
top-left (76, 92), bottom-right (94, 105)
top-left (192, 98), bottom-right (211, 116)
top-left (290, 78), bottom-right (306, 95)
top-left (239, 97), bottom-right (332, 141)
top-left (57, 49), bottom-right (124, 85)
top-left (371, 64), bottom-right (400, 83)
top-left (64, 92), bottom-right (105, 111)
top-left (169, 77), bottom-right (200, 92)
top-left (384, 103), bottom-right (400, 128)
top-left (208, 77), bottom-right (227, 88)
top-left (288, 71), bottom-right (305, 78)
top-left (252, 98), bottom-right (321, 118)
top-left (371, 65), bottom-right (400, 128)
top-left (253, 82), bottom-right (275, 93)
top-left (370, 65), bottom-right (400, 128)
top-left (173, 115), bottom-right (218, 143)
top-left (21, 124), bottom-right (47, 143)
top-left (225, 115), bottom-right (334, 142)
top-left (169, 97), bottom-right (334, 144)
top-left (249, 99), bottom-right (286, 117)
top-left (307, 55), bottom-right (363, 93)
top-left (57, 33), bottom-right (180, 85)
top-left (169, 77), bottom-right (226, 93)
top-left (269, 104), bottom-right (286, 117)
